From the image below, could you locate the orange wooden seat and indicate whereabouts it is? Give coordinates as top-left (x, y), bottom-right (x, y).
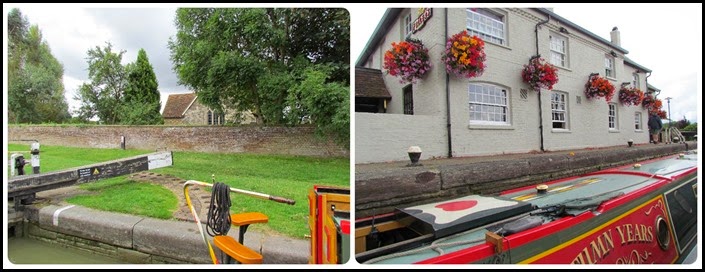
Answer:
top-left (213, 235), bottom-right (263, 264)
top-left (230, 212), bottom-right (268, 226)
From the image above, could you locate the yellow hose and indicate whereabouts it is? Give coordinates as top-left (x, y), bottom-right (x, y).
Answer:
top-left (183, 180), bottom-right (219, 264)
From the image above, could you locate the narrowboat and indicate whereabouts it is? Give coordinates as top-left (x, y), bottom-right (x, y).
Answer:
top-left (355, 151), bottom-right (698, 264)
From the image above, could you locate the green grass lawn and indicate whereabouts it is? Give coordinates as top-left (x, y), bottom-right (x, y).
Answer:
top-left (8, 143), bottom-right (350, 239)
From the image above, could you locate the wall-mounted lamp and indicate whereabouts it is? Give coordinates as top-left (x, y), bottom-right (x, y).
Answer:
top-left (610, 50), bottom-right (617, 57)
top-left (559, 27), bottom-right (569, 34)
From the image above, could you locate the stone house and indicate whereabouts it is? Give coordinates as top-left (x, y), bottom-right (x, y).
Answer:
top-left (355, 8), bottom-right (660, 163)
top-left (161, 92), bottom-right (256, 125)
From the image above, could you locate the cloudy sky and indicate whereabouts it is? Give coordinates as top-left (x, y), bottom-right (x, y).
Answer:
top-left (4, 4), bottom-right (184, 114)
top-left (3, 3), bottom-right (702, 124)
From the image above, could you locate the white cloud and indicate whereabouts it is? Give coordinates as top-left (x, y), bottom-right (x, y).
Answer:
top-left (7, 4), bottom-right (189, 118)
top-left (62, 75), bottom-right (85, 115)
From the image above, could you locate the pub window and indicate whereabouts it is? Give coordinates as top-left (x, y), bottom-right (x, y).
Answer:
top-left (403, 85), bottom-right (414, 115)
top-left (551, 91), bottom-right (568, 129)
top-left (469, 83), bottom-right (510, 125)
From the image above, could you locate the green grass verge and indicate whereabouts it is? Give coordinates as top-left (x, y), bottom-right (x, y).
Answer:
top-left (8, 143), bottom-right (350, 239)
top-left (69, 178), bottom-right (177, 219)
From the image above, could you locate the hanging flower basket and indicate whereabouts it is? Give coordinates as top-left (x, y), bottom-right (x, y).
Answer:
top-left (618, 85), bottom-right (644, 106)
top-left (383, 38), bottom-right (431, 84)
top-left (641, 94), bottom-right (655, 110)
top-left (521, 56), bottom-right (559, 91)
top-left (442, 30), bottom-right (486, 78)
top-left (584, 73), bottom-right (615, 101)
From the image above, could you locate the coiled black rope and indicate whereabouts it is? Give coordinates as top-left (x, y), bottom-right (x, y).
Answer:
top-left (206, 182), bottom-right (232, 237)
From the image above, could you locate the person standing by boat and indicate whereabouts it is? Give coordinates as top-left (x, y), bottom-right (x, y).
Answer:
top-left (648, 112), bottom-right (663, 144)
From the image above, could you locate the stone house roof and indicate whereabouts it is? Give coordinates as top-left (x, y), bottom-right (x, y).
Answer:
top-left (162, 93), bottom-right (197, 119)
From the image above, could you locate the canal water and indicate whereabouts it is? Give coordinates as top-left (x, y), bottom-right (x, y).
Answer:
top-left (7, 236), bottom-right (129, 265)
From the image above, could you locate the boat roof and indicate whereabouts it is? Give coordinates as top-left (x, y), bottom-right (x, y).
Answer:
top-left (399, 195), bottom-right (533, 239)
top-left (362, 152), bottom-right (698, 264)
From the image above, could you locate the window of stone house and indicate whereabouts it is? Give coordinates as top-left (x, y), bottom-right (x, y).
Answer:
top-left (469, 83), bottom-right (509, 125)
top-left (551, 91), bottom-right (568, 129)
top-left (207, 110), bottom-right (213, 125)
top-left (466, 8), bottom-right (505, 45)
top-left (549, 33), bottom-right (568, 68)
top-left (635, 112), bottom-right (642, 130)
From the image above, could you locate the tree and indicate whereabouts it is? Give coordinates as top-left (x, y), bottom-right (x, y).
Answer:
top-left (75, 42), bottom-right (128, 124)
top-left (682, 123), bottom-right (697, 131)
top-left (288, 65), bottom-right (350, 148)
top-left (674, 116), bottom-right (691, 130)
top-left (121, 49), bottom-right (163, 125)
top-left (7, 8), bottom-right (71, 124)
top-left (168, 8), bottom-right (350, 147)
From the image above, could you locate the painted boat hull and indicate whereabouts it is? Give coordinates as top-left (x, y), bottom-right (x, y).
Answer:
top-left (355, 152), bottom-right (698, 264)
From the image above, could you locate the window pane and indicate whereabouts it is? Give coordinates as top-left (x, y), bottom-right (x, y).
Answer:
top-left (469, 83), bottom-right (509, 124)
top-left (467, 8), bottom-right (504, 45)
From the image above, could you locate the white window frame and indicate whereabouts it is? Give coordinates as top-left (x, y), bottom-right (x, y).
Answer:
top-left (551, 91), bottom-right (568, 130)
top-left (466, 8), bottom-right (505, 45)
top-left (605, 56), bottom-right (615, 78)
top-left (608, 103), bottom-right (618, 130)
top-left (404, 13), bottom-right (413, 38)
top-left (469, 83), bottom-right (510, 126)
top-left (632, 73), bottom-right (640, 89)
top-left (549, 33), bottom-right (568, 68)
top-left (635, 112), bottom-right (642, 131)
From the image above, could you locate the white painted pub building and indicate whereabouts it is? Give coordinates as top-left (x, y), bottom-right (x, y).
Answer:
top-left (355, 8), bottom-right (659, 164)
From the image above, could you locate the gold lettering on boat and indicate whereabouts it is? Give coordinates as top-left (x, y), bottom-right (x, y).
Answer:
top-left (615, 224), bottom-right (653, 245)
top-left (572, 230), bottom-right (614, 264)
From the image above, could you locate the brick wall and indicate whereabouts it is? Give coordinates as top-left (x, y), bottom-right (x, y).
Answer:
top-left (8, 125), bottom-right (348, 158)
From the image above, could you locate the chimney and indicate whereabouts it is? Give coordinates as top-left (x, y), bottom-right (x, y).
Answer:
top-left (610, 26), bottom-right (620, 46)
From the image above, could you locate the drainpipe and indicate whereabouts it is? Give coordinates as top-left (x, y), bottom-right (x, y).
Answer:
top-left (645, 71), bottom-right (658, 96)
top-left (535, 14), bottom-right (550, 152)
top-left (445, 8), bottom-right (452, 158)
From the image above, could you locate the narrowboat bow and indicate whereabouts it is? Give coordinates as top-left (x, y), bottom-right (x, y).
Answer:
top-left (355, 151), bottom-right (698, 264)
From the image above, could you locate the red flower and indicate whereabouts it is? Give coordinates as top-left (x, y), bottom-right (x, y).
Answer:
top-left (521, 57), bottom-right (559, 91)
top-left (618, 86), bottom-right (644, 106)
top-left (442, 30), bottom-right (486, 78)
top-left (642, 95), bottom-right (665, 115)
top-left (585, 74), bottom-right (615, 101)
top-left (642, 94), bottom-right (655, 109)
top-left (383, 38), bottom-right (431, 84)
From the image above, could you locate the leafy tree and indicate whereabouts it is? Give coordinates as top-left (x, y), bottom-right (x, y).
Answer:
top-left (75, 42), bottom-right (128, 124)
top-left (288, 65), bottom-right (350, 148)
top-left (8, 8), bottom-right (29, 60)
top-left (674, 116), bottom-right (691, 130)
top-left (287, 8), bottom-right (350, 84)
top-left (8, 8), bottom-right (70, 124)
top-left (682, 123), bottom-right (697, 131)
top-left (121, 49), bottom-right (163, 125)
top-left (168, 8), bottom-right (350, 147)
